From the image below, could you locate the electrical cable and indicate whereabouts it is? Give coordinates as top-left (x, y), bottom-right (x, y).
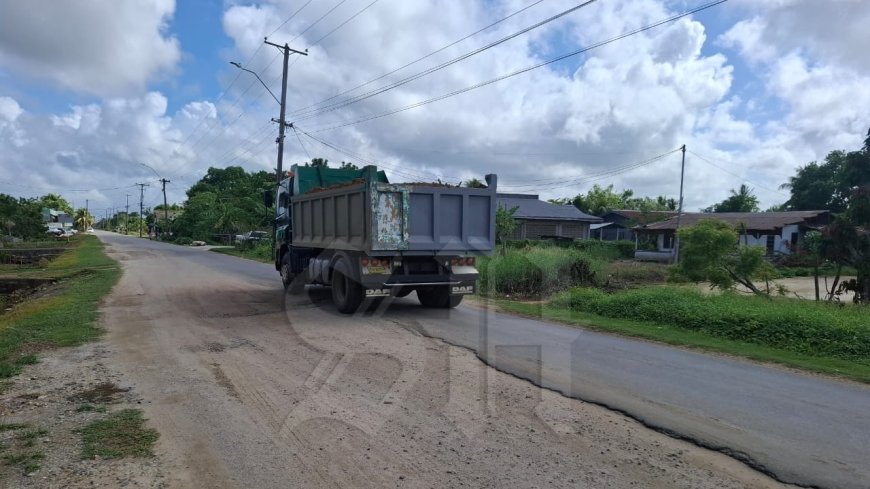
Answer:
top-left (290, 0), bottom-right (597, 121)
top-left (304, 0), bottom-right (729, 133)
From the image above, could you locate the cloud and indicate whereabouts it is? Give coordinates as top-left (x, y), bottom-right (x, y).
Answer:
top-left (0, 0), bottom-right (181, 96)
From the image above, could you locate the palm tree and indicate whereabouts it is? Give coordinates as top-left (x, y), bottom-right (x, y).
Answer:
top-left (74, 208), bottom-right (94, 231)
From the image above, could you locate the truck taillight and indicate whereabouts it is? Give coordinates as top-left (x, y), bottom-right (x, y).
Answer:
top-left (361, 258), bottom-right (369, 266)
top-left (465, 257), bottom-right (475, 266)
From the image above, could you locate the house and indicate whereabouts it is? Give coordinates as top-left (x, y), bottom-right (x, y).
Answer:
top-left (591, 210), bottom-right (678, 241)
top-left (635, 210), bottom-right (831, 257)
top-left (497, 193), bottom-right (602, 240)
top-left (42, 208), bottom-right (74, 230)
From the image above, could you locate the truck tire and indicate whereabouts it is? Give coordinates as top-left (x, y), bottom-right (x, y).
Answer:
top-left (417, 287), bottom-right (463, 308)
top-left (332, 268), bottom-right (363, 314)
top-left (281, 253), bottom-right (305, 294)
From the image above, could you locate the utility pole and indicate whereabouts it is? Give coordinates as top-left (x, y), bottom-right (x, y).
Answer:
top-left (263, 38), bottom-right (307, 188)
top-left (673, 144), bottom-right (687, 263)
top-left (85, 199), bottom-right (89, 232)
top-left (159, 178), bottom-right (170, 237)
top-left (136, 183), bottom-right (149, 238)
top-left (125, 194), bottom-right (130, 235)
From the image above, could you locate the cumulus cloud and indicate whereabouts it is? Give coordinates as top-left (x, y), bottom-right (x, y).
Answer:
top-left (0, 0), bottom-right (181, 95)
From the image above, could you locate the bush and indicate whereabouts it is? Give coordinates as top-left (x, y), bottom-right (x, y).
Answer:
top-left (550, 286), bottom-right (870, 360)
top-left (174, 237), bottom-right (193, 246)
top-left (479, 247), bottom-right (603, 297)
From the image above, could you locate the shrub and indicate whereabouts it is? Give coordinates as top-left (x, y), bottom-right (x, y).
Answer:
top-left (550, 286), bottom-right (870, 360)
top-left (479, 246), bottom-right (603, 297)
top-left (174, 237), bottom-right (193, 246)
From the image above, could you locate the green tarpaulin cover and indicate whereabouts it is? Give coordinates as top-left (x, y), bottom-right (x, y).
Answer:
top-left (290, 165), bottom-right (389, 195)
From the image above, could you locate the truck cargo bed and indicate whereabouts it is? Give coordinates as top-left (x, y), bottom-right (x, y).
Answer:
top-left (289, 173), bottom-right (496, 254)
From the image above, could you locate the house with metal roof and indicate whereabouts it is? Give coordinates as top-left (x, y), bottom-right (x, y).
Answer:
top-left (592, 210), bottom-right (678, 241)
top-left (497, 193), bottom-right (602, 240)
top-left (635, 210), bottom-right (831, 258)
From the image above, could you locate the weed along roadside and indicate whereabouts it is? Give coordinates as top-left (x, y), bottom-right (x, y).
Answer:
top-left (480, 240), bottom-right (870, 383)
top-left (0, 235), bottom-right (162, 485)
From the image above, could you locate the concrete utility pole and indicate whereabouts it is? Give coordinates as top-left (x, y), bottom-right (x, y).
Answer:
top-left (85, 199), bottom-right (89, 232)
top-left (672, 144), bottom-right (687, 263)
top-left (136, 183), bottom-right (149, 238)
top-left (125, 194), bottom-right (130, 234)
top-left (159, 178), bottom-right (170, 237)
top-left (262, 38), bottom-right (307, 188)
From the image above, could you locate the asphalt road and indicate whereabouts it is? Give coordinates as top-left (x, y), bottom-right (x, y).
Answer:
top-left (98, 233), bottom-right (870, 489)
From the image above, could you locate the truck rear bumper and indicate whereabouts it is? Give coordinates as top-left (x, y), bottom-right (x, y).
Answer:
top-left (361, 273), bottom-right (478, 298)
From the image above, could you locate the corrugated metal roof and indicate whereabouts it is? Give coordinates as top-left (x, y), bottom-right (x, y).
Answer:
top-left (638, 211), bottom-right (830, 231)
top-left (498, 196), bottom-right (602, 222)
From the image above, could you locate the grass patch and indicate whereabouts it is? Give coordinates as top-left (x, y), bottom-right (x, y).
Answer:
top-left (79, 409), bottom-right (159, 459)
top-left (0, 236), bottom-right (120, 379)
top-left (16, 429), bottom-right (48, 448)
top-left (3, 450), bottom-right (45, 473)
top-left (211, 242), bottom-right (273, 264)
top-left (0, 423), bottom-right (29, 432)
top-left (76, 403), bottom-right (108, 413)
top-left (479, 246), bottom-right (603, 297)
top-left (551, 286), bottom-right (870, 360)
top-left (497, 299), bottom-right (870, 383)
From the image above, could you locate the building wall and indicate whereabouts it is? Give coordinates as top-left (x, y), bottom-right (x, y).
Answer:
top-left (651, 224), bottom-right (804, 255)
top-left (510, 219), bottom-right (591, 240)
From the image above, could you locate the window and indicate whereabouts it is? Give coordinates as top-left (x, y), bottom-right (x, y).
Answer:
top-left (766, 235), bottom-right (775, 254)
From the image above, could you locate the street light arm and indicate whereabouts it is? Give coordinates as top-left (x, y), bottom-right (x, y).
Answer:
top-left (139, 162), bottom-right (161, 179)
top-left (229, 62), bottom-right (280, 105)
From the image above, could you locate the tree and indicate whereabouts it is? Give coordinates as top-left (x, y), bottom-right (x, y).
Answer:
top-left (495, 205), bottom-right (519, 253)
top-left (463, 178), bottom-right (486, 188)
top-left (339, 161), bottom-right (359, 170)
top-left (308, 158), bottom-right (329, 168)
top-left (567, 184), bottom-right (676, 216)
top-left (673, 218), bottom-right (776, 296)
top-left (74, 208), bottom-right (94, 231)
top-left (704, 184), bottom-right (760, 213)
top-left (36, 193), bottom-right (73, 214)
top-left (0, 195), bottom-right (44, 240)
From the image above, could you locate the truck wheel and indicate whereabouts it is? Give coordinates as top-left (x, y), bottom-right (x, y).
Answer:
top-left (332, 269), bottom-right (363, 314)
top-left (417, 287), bottom-right (462, 308)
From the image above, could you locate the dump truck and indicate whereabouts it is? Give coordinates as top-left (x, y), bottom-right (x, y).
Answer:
top-left (268, 165), bottom-right (497, 313)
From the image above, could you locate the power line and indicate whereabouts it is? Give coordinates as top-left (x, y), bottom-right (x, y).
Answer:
top-left (304, 0), bottom-right (729, 134)
top-left (267, 0), bottom-right (316, 37)
top-left (292, 125), bottom-right (313, 162)
top-left (290, 0), bottom-right (596, 121)
top-left (310, 0), bottom-right (379, 45)
top-left (687, 150), bottom-right (788, 197)
top-left (290, 0), bottom-right (544, 116)
top-left (290, 0), bottom-right (349, 44)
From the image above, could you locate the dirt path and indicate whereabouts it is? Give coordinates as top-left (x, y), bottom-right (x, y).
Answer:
top-left (33, 235), bottom-right (789, 489)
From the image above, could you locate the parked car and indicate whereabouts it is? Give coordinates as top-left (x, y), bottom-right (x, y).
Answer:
top-left (86, 227), bottom-right (94, 233)
top-left (235, 231), bottom-right (267, 244)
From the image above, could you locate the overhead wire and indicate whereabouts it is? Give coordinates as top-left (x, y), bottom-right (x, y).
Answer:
top-left (289, 0), bottom-right (596, 121)
top-left (289, 0), bottom-right (544, 116)
top-left (687, 150), bottom-right (788, 197)
top-left (304, 0), bottom-right (729, 133)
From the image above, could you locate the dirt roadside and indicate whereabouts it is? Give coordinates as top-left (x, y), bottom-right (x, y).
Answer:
top-left (4, 237), bottom-right (794, 488)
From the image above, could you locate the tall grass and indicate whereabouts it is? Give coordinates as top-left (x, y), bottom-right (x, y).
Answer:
top-left (551, 286), bottom-right (870, 360)
top-left (479, 246), bottom-right (604, 297)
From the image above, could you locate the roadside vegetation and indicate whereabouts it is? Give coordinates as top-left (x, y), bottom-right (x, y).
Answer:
top-left (0, 235), bottom-right (120, 379)
top-left (487, 132), bottom-right (869, 381)
top-left (211, 240), bottom-right (272, 263)
top-left (78, 409), bottom-right (159, 460)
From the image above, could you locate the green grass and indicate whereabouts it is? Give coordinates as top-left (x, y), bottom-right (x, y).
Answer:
top-left (551, 286), bottom-right (870, 360)
top-left (496, 299), bottom-right (870, 383)
top-left (0, 423), bottom-right (29, 432)
top-left (0, 235), bottom-right (120, 379)
top-left (16, 429), bottom-right (48, 448)
top-left (479, 246), bottom-right (604, 297)
top-left (211, 242), bottom-right (273, 264)
top-left (79, 409), bottom-right (159, 459)
top-left (76, 403), bottom-right (108, 413)
top-left (3, 450), bottom-right (45, 473)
